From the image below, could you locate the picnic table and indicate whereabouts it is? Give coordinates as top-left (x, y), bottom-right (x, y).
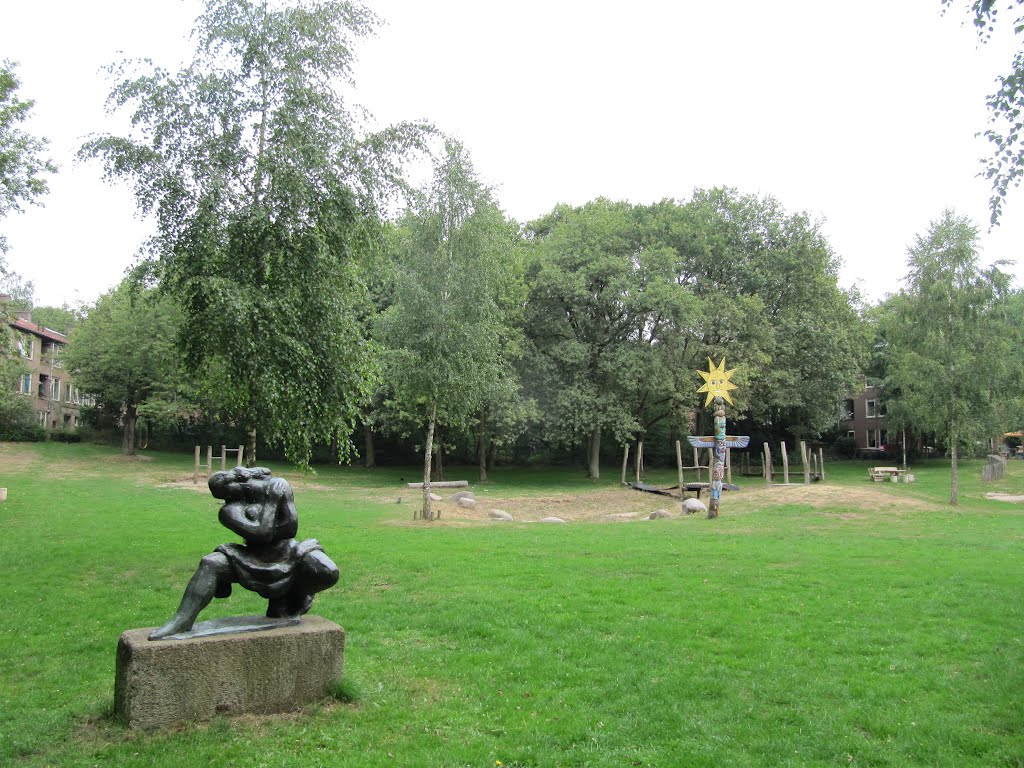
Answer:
top-left (869, 466), bottom-right (907, 482)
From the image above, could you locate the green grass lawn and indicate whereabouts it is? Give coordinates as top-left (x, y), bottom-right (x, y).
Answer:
top-left (1, 443), bottom-right (1022, 767)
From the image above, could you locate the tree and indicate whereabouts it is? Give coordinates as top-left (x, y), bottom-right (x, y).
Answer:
top-left (523, 199), bottom-right (653, 480)
top-left (376, 140), bottom-right (516, 519)
top-left (80, 0), bottom-right (427, 467)
top-left (0, 60), bottom-right (56, 254)
top-left (880, 209), bottom-right (1019, 504)
top-left (943, 0), bottom-right (1024, 223)
top-left (64, 282), bottom-right (190, 455)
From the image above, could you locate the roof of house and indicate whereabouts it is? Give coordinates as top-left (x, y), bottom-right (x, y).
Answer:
top-left (9, 316), bottom-right (69, 345)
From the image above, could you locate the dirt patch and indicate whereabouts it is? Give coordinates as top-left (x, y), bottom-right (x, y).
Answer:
top-left (0, 443), bottom-right (41, 473)
top-left (985, 493), bottom-right (1024, 502)
top-left (384, 479), bottom-right (941, 524)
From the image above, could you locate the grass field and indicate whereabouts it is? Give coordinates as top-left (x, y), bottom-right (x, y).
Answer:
top-left (1, 442), bottom-right (1022, 767)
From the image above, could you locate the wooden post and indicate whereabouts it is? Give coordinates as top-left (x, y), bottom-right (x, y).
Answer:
top-left (726, 446), bottom-right (732, 485)
top-left (206, 446), bottom-right (213, 479)
top-left (781, 441), bottom-right (789, 484)
top-left (237, 445), bottom-right (244, 467)
top-left (193, 445), bottom-right (201, 484)
top-left (675, 440), bottom-right (685, 512)
top-left (763, 442), bottom-right (772, 483)
top-left (621, 444), bottom-right (630, 485)
top-left (801, 441), bottom-right (810, 485)
top-left (819, 448), bottom-right (825, 482)
top-left (220, 445), bottom-right (227, 472)
top-left (693, 447), bottom-right (701, 483)
top-left (812, 451), bottom-right (819, 480)
top-left (635, 440), bottom-right (644, 484)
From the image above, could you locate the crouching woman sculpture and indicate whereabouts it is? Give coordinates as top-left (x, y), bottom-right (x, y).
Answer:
top-left (149, 467), bottom-right (339, 640)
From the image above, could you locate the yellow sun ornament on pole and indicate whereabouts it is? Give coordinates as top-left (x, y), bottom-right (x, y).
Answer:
top-left (696, 357), bottom-right (738, 407)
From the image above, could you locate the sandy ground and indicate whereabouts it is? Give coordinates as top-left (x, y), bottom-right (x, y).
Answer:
top-left (382, 479), bottom-right (934, 524)
top-left (985, 493), bottom-right (1024, 502)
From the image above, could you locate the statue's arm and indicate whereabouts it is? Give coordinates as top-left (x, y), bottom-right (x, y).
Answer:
top-left (219, 500), bottom-right (276, 542)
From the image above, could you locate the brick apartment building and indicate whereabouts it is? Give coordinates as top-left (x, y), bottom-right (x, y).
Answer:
top-left (5, 306), bottom-right (88, 431)
top-left (840, 384), bottom-right (890, 455)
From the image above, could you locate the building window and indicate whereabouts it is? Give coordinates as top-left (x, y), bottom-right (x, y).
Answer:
top-left (866, 430), bottom-right (879, 449)
top-left (847, 430), bottom-right (855, 440)
top-left (866, 399), bottom-right (878, 418)
top-left (19, 373), bottom-right (31, 394)
top-left (37, 373), bottom-right (48, 398)
top-left (51, 377), bottom-right (61, 401)
top-left (37, 410), bottom-right (47, 427)
top-left (17, 335), bottom-right (34, 359)
top-left (841, 399), bottom-right (854, 421)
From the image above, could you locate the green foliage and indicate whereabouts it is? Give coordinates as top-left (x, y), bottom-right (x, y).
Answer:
top-left (79, 0), bottom-right (429, 467)
top-left (522, 191), bottom-right (868, 476)
top-left (942, 0), bottom-right (1024, 223)
top-left (0, 60), bottom-right (56, 253)
top-left (879, 209), bottom-right (1021, 502)
top-left (0, 357), bottom-right (43, 441)
top-left (63, 281), bottom-right (191, 454)
top-left (26, 303), bottom-right (82, 335)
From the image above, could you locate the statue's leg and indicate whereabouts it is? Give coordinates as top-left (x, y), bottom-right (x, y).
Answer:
top-left (149, 552), bottom-right (231, 640)
top-left (267, 551), bottom-right (340, 618)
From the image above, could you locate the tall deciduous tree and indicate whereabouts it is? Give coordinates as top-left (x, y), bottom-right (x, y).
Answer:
top-left (80, 0), bottom-right (427, 467)
top-left (943, 0), bottom-right (1024, 223)
top-left (64, 282), bottom-right (189, 455)
top-left (376, 141), bottom-right (516, 519)
top-left (881, 209), bottom-right (1018, 504)
top-left (0, 60), bottom-right (56, 255)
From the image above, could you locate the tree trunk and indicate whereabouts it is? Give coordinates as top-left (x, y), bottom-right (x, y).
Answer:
top-left (950, 436), bottom-right (959, 506)
top-left (477, 413), bottom-right (488, 483)
top-left (363, 423), bottom-right (376, 469)
top-left (421, 403), bottom-right (437, 520)
top-left (246, 427), bottom-right (257, 468)
top-left (121, 404), bottom-right (137, 456)
top-left (588, 426), bottom-right (601, 480)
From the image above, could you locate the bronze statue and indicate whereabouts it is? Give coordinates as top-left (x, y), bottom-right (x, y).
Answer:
top-left (149, 467), bottom-right (339, 640)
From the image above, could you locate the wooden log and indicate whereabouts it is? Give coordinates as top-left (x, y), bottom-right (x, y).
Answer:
top-left (763, 442), bottom-right (772, 483)
top-left (193, 445), bottom-right (201, 485)
top-left (801, 441), bottom-right (810, 485)
top-left (781, 441), bottom-right (789, 484)
top-left (819, 448), bottom-right (825, 482)
top-left (206, 446), bottom-right (213, 480)
top-left (675, 440), bottom-right (685, 514)
top-left (726, 446), bottom-right (733, 485)
top-left (221, 445), bottom-right (227, 472)
top-left (636, 440), bottom-right (644, 484)
top-left (621, 444), bottom-right (630, 485)
top-left (693, 447), bottom-right (701, 483)
top-left (237, 445), bottom-right (244, 468)
top-left (405, 480), bottom-right (469, 489)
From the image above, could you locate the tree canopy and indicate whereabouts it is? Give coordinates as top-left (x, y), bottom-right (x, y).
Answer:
top-left (375, 141), bottom-right (518, 518)
top-left (80, 0), bottom-right (428, 467)
top-left (0, 60), bottom-right (56, 255)
top-left (943, 0), bottom-right (1024, 223)
top-left (879, 209), bottom-right (1020, 504)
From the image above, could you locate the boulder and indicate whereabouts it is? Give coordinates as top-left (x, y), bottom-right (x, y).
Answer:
top-left (456, 497), bottom-right (477, 509)
top-left (683, 498), bottom-right (707, 515)
top-left (451, 491), bottom-right (475, 503)
top-left (428, 492), bottom-right (442, 502)
top-left (648, 509), bottom-right (673, 520)
top-left (489, 509), bottom-right (513, 521)
top-left (541, 516), bottom-right (566, 524)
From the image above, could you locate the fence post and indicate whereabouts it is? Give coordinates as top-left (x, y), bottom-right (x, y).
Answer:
top-left (193, 445), bottom-right (200, 484)
top-left (801, 441), bottom-right (810, 485)
top-left (781, 442), bottom-right (789, 484)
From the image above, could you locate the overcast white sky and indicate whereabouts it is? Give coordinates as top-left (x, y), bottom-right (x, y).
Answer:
top-left (1, 0), bottom-right (1021, 308)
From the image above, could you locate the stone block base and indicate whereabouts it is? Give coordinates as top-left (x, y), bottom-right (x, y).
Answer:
top-left (114, 615), bottom-right (345, 730)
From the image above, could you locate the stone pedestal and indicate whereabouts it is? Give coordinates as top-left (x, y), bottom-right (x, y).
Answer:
top-left (114, 615), bottom-right (345, 730)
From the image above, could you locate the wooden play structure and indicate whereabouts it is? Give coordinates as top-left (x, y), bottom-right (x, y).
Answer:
top-left (193, 444), bottom-right (245, 484)
top-left (762, 440), bottom-right (825, 486)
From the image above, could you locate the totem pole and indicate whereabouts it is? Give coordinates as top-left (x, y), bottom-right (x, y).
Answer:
top-left (689, 357), bottom-right (748, 519)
